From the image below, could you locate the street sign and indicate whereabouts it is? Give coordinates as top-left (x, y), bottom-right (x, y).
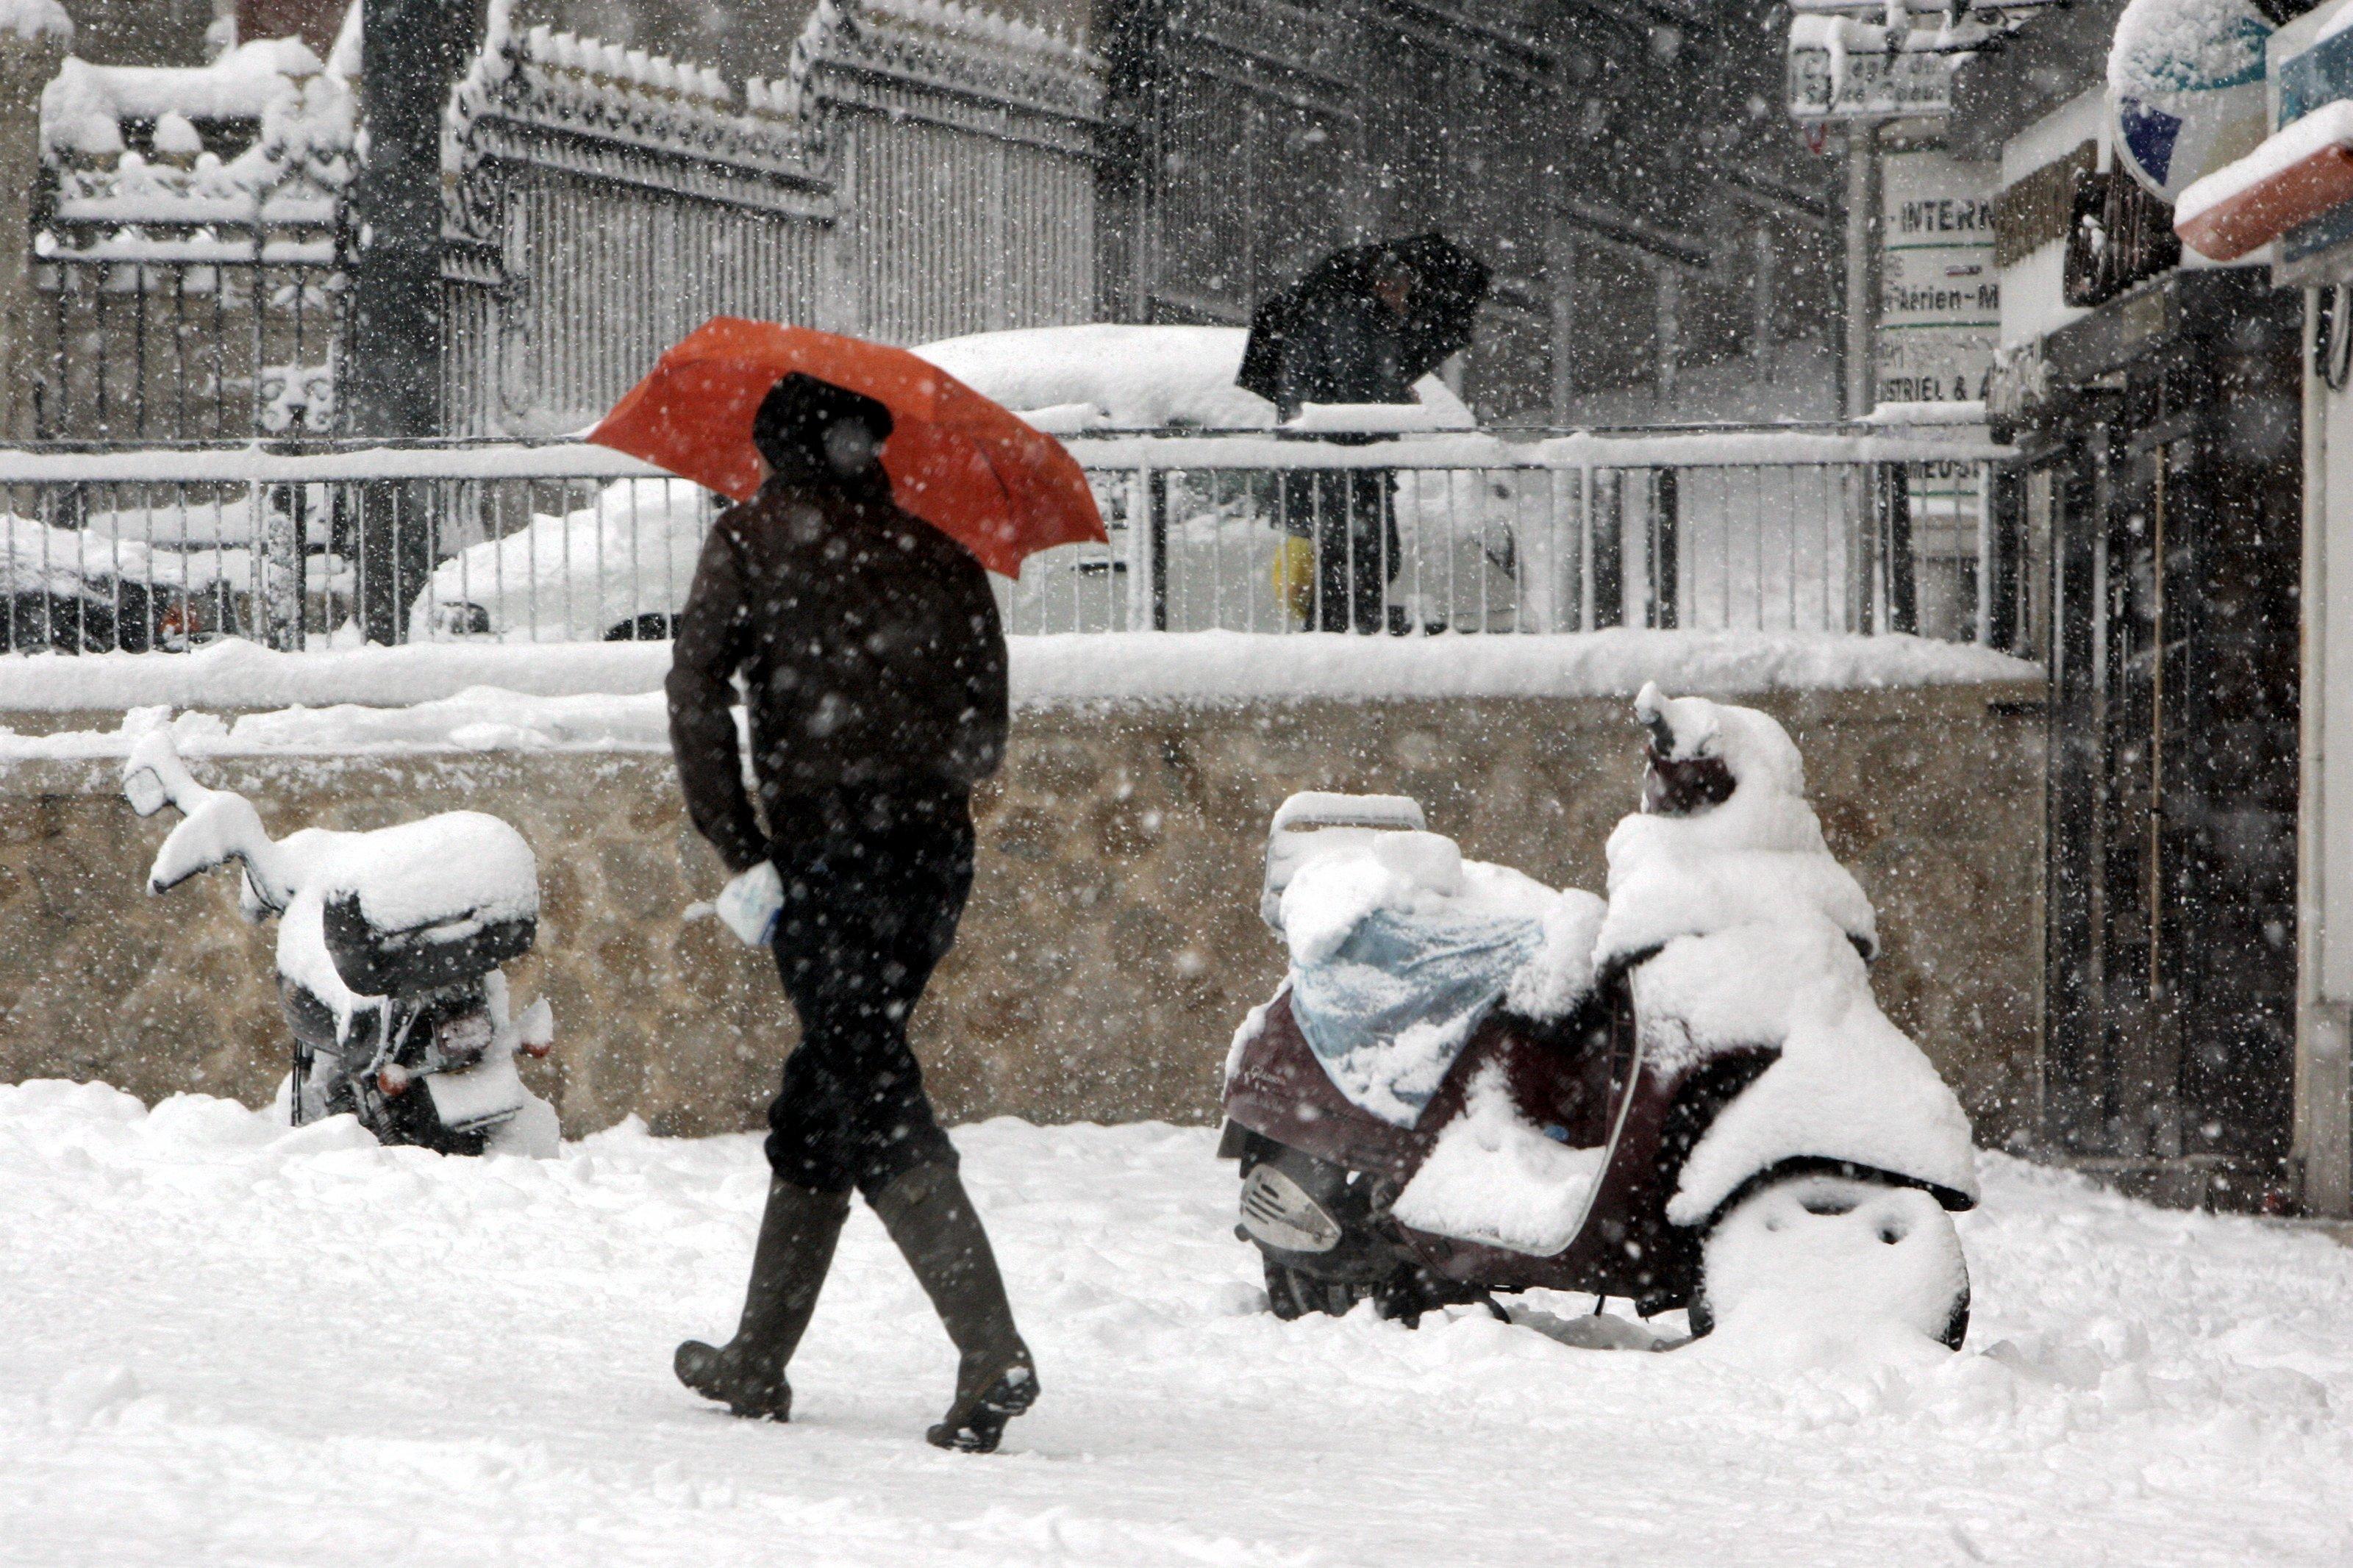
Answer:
top-left (1878, 149), bottom-right (1999, 408)
top-left (1788, 43), bottom-right (1955, 121)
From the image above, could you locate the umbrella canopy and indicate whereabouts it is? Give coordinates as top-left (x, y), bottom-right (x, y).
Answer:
top-left (1236, 233), bottom-right (1493, 405)
top-left (587, 318), bottom-right (1105, 579)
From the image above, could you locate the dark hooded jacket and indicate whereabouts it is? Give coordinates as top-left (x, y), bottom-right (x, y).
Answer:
top-left (666, 377), bottom-right (1008, 873)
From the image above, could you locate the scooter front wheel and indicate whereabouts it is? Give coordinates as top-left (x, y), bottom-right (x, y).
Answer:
top-left (1688, 1171), bottom-right (1970, 1350)
top-left (359, 1076), bottom-right (491, 1157)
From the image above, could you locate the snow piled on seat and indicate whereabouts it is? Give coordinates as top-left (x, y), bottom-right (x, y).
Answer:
top-left (314, 812), bottom-right (539, 935)
top-left (1602, 685), bottom-right (1977, 1223)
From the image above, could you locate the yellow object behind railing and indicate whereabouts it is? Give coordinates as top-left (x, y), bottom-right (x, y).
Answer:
top-left (1272, 535), bottom-right (1315, 627)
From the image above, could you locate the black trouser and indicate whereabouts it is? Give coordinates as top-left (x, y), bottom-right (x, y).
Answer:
top-left (1283, 470), bottom-right (1399, 633)
top-left (763, 786), bottom-right (972, 1198)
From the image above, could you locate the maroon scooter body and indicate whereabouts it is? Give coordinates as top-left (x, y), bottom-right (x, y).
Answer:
top-left (1224, 973), bottom-right (1777, 1311)
top-left (1224, 708), bottom-right (1977, 1319)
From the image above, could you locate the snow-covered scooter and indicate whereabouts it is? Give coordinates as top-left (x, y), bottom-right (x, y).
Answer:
top-left (121, 718), bottom-right (559, 1157)
top-left (1221, 685), bottom-right (1978, 1345)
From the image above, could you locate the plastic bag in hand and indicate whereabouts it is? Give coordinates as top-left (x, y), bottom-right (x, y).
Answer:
top-left (715, 862), bottom-right (783, 948)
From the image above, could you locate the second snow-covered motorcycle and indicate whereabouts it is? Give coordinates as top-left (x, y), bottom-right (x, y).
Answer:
top-left (122, 719), bottom-right (560, 1157)
top-left (1221, 684), bottom-right (1978, 1346)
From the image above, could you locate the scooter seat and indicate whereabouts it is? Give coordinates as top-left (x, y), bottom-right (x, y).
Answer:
top-left (313, 813), bottom-right (540, 998)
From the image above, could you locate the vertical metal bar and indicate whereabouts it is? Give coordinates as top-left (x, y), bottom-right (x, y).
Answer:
top-left (173, 270), bottom-right (189, 438)
top-left (249, 255), bottom-right (265, 437)
top-left (1344, 466), bottom-right (1360, 634)
top-left (1887, 462), bottom-right (1915, 636)
top-left (1975, 459), bottom-right (1995, 646)
top-left (1720, 468), bottom-right (1734, 629)
top-left (563, 473), bottom-right (576, 642)
top-left (1309, 470), bottom-right (1324, 634)
top-left (133, 262), bottom-right (149, 437)
top-left (1652, 468), bottom-right (1679, 629)
top-left (1124, 466), bottom-right (1149, 633)
top-left (1210, 468), bottom-right (1224, 632)
top-left (1578, 464), bottom-right (1595, 632)
top-left (293, 479), bottom-right (309, 652)
top-left (1781, 465), bottom-right (1795, 630)
top-left (93, 262), bottom-right (110, 441)
top-left (1148, 467), bottom-right (1168, 632)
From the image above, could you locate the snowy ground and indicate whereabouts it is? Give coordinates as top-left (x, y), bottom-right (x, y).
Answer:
top-left (1, 1082), bottom-right (2347, 1567)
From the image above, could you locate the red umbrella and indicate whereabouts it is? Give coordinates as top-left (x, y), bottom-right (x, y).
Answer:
top-left (586, 317), bottom-right (1105, 579)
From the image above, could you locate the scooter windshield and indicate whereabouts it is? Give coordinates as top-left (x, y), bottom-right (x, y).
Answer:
top-left (1288, 905), bottom-right (1544, 1128)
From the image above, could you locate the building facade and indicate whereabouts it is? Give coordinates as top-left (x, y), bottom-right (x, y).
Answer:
top-left (15, 0), bottom-right (1843, 437)
top-left (1952, 0), bottom-right (2345, 1217)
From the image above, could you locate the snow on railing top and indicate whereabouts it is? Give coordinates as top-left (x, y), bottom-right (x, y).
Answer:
top-left (38, 39), bottom-right (354, 242)
top-left (0, 424), bottom-right (2013, 486)
top-left (41, 39), bottom-right (342, 157)
top-left (788, 0), bottom-right (1103, 123)
top-left (441, 0), bottom-right (823, 240)
top-left (860, 0), bottom-right (1096, 71)
top-left (0, 632), bottom-right (2043, 730)
top-left (446, 0), bottom-right (1101, 203)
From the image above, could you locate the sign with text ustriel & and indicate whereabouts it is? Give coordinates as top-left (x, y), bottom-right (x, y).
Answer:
top-left (1878, 149), bottom-right (1999, 408)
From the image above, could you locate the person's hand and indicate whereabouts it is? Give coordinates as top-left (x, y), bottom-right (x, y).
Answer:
top-left (715, 862), bottom-right (783, 948)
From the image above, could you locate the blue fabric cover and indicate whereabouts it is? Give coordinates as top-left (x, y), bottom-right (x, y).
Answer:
top-left (1288, 906), bottom-right (1545, 1128)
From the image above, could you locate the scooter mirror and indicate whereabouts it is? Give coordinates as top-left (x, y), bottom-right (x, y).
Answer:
top-left (123, 767), bottom-right (168, 818)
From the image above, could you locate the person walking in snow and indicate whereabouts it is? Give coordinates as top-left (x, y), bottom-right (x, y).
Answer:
top-left (1239, 235), bottom-right (1490, 633)
top-left (1268, 249), bottom-right (1420, 633)
top-left (665, 370), bottom-right (1038, 1453)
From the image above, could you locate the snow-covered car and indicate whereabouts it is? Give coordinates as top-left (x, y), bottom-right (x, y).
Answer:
top-left (4, 515), bottom-right (185, 651)
top-left (406, 478), bottom-right (714, 643)
top-left (9, 487), bottom-right (366, 651)
top-left (914, 324), bottom-right (1529, 634)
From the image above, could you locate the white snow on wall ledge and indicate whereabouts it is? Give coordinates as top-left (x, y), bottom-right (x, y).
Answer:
top-left (0, 631), bottom-right (2040, 722)
top-left (1010, 631), bottom-right (2038, 707)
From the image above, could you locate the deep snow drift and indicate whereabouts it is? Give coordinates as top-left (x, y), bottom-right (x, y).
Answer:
top-left (1, 1081), bottom-right (2348, 1567)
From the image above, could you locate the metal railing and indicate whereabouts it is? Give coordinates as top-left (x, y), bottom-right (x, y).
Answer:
top-left (0, 426), bottom-right (2024, 656)
top-left (1028, 427), bottom-right (2019, 645)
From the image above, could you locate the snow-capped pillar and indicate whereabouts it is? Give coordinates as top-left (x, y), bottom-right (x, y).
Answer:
top-left (0, 4), bottom-right (68, 443)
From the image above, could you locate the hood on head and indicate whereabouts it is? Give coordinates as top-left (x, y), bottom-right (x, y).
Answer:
top-left (752, 372), bottom-right (894, 484)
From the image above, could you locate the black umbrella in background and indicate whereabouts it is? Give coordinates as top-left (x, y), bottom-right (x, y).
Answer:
top-left (1236, 232), bottom-right (1493, 406)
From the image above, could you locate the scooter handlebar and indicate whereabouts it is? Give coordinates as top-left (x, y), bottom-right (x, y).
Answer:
top-left (121, 723), bottom-right (298, 912)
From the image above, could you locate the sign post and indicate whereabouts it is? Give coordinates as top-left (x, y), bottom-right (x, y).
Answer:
top-left (344, 0), bottom-right (460, 645)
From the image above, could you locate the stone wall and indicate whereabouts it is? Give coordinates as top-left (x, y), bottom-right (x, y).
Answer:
top-left (0, 682), bottom-right (2047, 1144)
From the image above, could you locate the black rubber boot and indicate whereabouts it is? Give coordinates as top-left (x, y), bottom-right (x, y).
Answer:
top-left (675, 1178), bottom-right (851, 1420)
top-left (869, 1161), bottom-right (1039, 1453)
